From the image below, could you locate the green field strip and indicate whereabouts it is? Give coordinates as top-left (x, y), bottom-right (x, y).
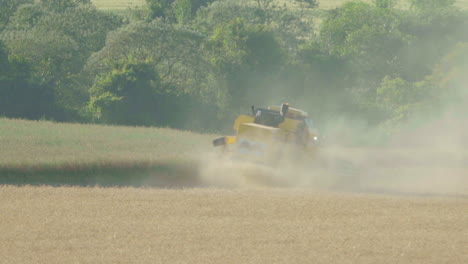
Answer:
top-left (0, 160), bottom-right (201, 187)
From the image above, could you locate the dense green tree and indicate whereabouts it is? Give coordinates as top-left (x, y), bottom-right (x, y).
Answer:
top-left (85, 20), bottom-right (218, 128)
top-left (2, 29), bottom-right (79, 87)
top-left (290, 43), bottom-right (353, 119)
top-left (374, 0), bottom-right (396, 9)
top-left (410, 0), bottom-right (455, 10)
top-left (398, 7), bottom-right (468, 81)
top-left (1, 2), bottom-right (122, 120)
top-left (35, 6), bottom-right (122, 64)
top-left (429, 42), bottom-right (468, 109)
top-left (87, 57), bottom-right (219, 129)
top-left (145, 0), bottom-right (173, 20)
top-left (0, 40), bottom-right (7, 69)
top-left (0, 0), bottom-right (466, 133)
top-left (194, 0), bottom-right (315, 43)
top-left (88, 60), bottom-right (158, 125)
top-left (208, 18), bottom-right (283, 112)
top-left (0, 0), bottom-right (32, 31)
top-left (5, 3), bottom-right (44, 30)
top-left (369, 42), bottom-right (468, 128)
top-left (320, 2), bottom-right (410, 85)
top-left (194, 1), bottom-right (266, 33)
top-left (294, 0), bottom-right (318, 9)
top-left (39, 0), bottom-right (91, 13)
top-left (86, 21), bottom-right (207, 96)
top-left (0, 40), bottom-right (56, 119)
top-left (375, 77), bottom-right (430, 123)
top-left (144, 0), bottom-right (215, 23)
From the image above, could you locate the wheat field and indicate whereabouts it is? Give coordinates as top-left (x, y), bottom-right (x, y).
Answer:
top-left (0, 186), bottom-right (466, 263)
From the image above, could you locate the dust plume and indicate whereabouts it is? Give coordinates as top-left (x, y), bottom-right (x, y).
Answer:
top-left (198, 49), bottom-right (467, 196)
top-left (198, 108), bottom-right (468, 197)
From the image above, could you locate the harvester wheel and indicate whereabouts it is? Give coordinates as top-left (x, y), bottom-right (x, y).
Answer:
top-left (212, 137), bottom-right (226, 147)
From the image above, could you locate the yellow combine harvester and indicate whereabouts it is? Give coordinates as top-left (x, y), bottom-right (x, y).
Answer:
top-left (213, 103), bottom-right (319, 163)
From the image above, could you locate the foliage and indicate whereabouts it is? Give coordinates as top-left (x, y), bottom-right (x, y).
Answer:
top-left (430, 42), bottom-right (468, 109)
top-left (86, 20), bottom-right (206, 96)
top-left (144, 0), bottom-right (215, 23)
top-left (398, 7), bottom-right (468, 81)
top-left (145, 0), bottom-right (173, 20)
top-left (35, 6), bottom-right (122, 64)
top-left (373, 42), bottom-right (468, 127)
top-left (293, 43), bottom-right (353, 118)
top-left (0, 41), bottom-right (56, 119)
top-left (208, 18), bottom-right (284, 112)
top-left (295, 0), bottom-right (319, 8)
top-left (0, 0), bottom-right (33, 31)
top-left (2, 29), bottom-right (79, 87)
top-left (38, 0), bottom-right (91, 13)
top-left (376, 77), bottom-right (430, 122)
top-left (88, 59), bottom-right (158, 125)
top-left (1, 1), bottom-right (122, 120)
top-left (320, 2), bottom-right (411, 84)
top-left (0, 0), bottom-right (467, 134)
top-left (410, 0), bottom-right (455, 10)
top-left (5, 4), bottom-right (44, 30)
top-left (85, 20), bottom-right (221, 129)
top-left (374, 0), bottom-right (396, 9)
top-left (194, 0), bottom-right (315, 46)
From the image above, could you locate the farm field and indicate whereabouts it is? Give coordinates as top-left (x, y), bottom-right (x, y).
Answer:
top-left (0, 118), bottom-right (211, 167)
top-left (1, 118), bottom-right (467, 262)
top-left (0, 118), bottom-right (213, 186)
top-left (0, 186), bottom-right (467, 263)
top-left (90, 0), bottom-right (468, 10)
top-left (1, 118), bottom-right (467, 194)
top-left (2, 0), bottom-right (467, 260)
top-left (1, 117), bottom-right (467, 192)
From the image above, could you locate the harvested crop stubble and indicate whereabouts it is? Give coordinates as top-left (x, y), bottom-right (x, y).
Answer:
top-left (0, 186), bottom-right (467, 263)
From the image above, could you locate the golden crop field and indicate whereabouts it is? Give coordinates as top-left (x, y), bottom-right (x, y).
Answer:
top-left (0, 186), bottom-right (467, 263)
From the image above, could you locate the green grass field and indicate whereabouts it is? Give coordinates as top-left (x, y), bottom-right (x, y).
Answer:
top-left (90, 0), bottom-right (468, 10)
top-left (0, 118), bottom-right (214, 186)
top-left (0, 118), bottom-right (211, 167)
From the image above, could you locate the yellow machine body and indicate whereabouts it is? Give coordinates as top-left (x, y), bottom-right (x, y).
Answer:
top-left (233, 115), bottom-right (255, 131)
top-left (268, 106), bottom-right (308, 119)
top-left (212, 104), bottom-right (318, 162)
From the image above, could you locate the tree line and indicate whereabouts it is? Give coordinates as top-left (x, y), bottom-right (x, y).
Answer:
top-left (0, 0), bottom-right (467, 134)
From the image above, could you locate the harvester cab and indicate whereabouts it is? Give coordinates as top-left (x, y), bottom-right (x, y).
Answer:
top-left (213, 103), bottom-right (318, 161)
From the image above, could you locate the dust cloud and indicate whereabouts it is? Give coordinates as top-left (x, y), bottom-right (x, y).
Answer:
top-left (197, 64), bottom-right (467, 196)
top-left (198, 109), bottom-right (468, 197)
